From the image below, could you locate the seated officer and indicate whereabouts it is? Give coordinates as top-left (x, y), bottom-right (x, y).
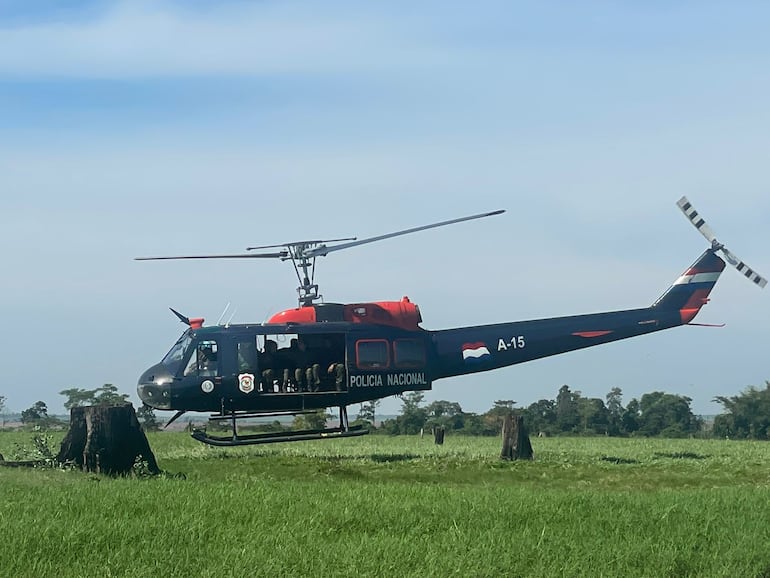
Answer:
top-left (278, 338), bottom-right (300, 393)
top-left (199, 347), bottom-right (217, 377)
top-left (290, 338), bottom-right (313, 392)
top-left (328, 362), bottom-right (346, 392)
top-left (306, 338), bottom-right (345, 392)
top-left (259, 340), bottom-right (278, 393)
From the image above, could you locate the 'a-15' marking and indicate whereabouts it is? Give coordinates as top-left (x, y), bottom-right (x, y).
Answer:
top-left (497, 336), bottom-right (526, 351)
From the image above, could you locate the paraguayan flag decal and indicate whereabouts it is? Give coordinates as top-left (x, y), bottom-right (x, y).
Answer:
top-left (462, 342), bottom-right (491, 364)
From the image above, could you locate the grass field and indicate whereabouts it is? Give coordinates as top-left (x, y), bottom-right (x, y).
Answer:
top-left (1, 432), bottom-right (769, 577)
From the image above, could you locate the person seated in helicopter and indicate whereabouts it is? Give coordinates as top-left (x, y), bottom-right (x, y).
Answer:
top-left (259, 340), bottom-right (279, 393)
top-left (305, 338), bottom-right (345, 392)
top-left (329, 361), bottom-right (346, 392)
top-left (237, 341), bottom-right (258, 373)
top-left (198, 346), bottom-right (217, 377)
top-left (277, 338), bottom-right (302, 393)
top-left (287, 338), bottom-right (312, 392)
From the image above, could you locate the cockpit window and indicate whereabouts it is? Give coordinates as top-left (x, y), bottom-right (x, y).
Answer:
top-left (184, 340), bottom-right (219, 377)
top-left (161, 330), bottom-right (193, 372)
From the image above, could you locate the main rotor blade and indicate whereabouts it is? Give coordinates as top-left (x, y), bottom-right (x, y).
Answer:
top-left (135, 251), bottom-right (287, 261)
top-left (305, 209), bottom-right (506, 258)
top-left (677, 196), bottom-right (717, 244)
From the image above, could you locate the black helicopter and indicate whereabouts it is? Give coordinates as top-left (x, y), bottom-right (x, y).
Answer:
top-left (136, 198), bottom-right (765, 446)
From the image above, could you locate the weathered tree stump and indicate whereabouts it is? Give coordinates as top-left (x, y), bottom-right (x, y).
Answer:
top-left (433, 426), bottom-right (445, 445)
top-left (57, 404), bottom-right (160, 475)
top-left (500, 414), bottom-right (534, 460)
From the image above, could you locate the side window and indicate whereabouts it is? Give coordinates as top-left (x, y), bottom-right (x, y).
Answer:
top-left (237, 338), bottom-right (259, 372)
top-left (393, 339), bottom-right (425, 368)
top-left (356, 339), bottom-right (389, 370)
top-left (184, 340), bottom-right (219, 377)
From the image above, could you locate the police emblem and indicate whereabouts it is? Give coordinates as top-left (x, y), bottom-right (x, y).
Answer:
top-left (238, 373), bottom-right (255, 394)
top-left (201, 379), bottom-right (215, 393)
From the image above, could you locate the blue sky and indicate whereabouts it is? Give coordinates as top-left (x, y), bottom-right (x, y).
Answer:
top-left (1, 0), bottom-right (768, 417)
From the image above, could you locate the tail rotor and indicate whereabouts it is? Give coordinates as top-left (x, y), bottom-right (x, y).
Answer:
top-left (677, 196), bottom-right (767, 289)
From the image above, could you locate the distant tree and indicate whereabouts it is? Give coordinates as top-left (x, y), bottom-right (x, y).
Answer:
top-left (621, 398), bottom-right (641, 435)
top-left (605, 387), bottom-right (624, 436)
top-left (425, 400), bottom-right (464, 430)
top-left (555, 385), bottom-right (580, 433)
top-left (136, 404), bottom-right (160, 432)
top-left (59, 388), bottom-right (97, 410)
top-left (21, 401), bottom-right (49, 424)
top-left (293, 410), bottom-right (329, 430)
top-left (398, 392), bottom-right (427, 434)
top-left (458, 412), bottom-right (497, 436)
top-left (380, 392), bottom-right (428, 435)
top-left (636, 392), bottom-right (701, 437)
top-left (483, 399), bottom-right (517, 431)
top-left (356, 400), bottom-right (381, 427)
top-left (60, 384), bottom-right (129, 410)
top-left (520, 399), bottom-right (557, 436)
top-left (0, 395), bottom-right (6, 428)
top-left (713, 382), bottom-right (770, 440)
top-left (93, 384), bottom-right (130, 405)
top-left (577, 397), bottom-right (609, 435)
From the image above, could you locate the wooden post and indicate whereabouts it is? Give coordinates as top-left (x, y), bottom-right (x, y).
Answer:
top-left (57, 404), bottom-right (160, 475)
top-left (500, 414), bottom-right (534, 460)
top-left (433, 426), bottom-right (445, 445)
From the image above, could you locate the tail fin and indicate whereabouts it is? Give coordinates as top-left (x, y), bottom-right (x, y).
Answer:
top-left (652, 250), bottom-right (726, 323)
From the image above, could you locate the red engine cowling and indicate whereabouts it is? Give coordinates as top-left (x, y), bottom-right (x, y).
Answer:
top-left (267, 296), bottom-right (422, 330)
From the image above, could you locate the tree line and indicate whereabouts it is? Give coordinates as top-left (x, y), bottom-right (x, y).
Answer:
top-left (5, 380), bottom-right (770, 440)
top-left (367, 381), bottom-right (770, 440)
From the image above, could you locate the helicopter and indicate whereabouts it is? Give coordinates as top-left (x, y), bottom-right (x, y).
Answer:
top-left (135, 198), bottom-right (765, 446)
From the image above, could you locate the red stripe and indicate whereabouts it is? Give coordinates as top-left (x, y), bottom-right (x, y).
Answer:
top-left (572, 331), bottom-right (613, 338)
top-left (679, 288), bottom-right (712, 323)
top-left (685, 264), bottom-right (723, 275)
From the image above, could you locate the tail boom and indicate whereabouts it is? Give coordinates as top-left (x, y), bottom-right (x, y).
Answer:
top-left (430, 307), bottom-right (682, 380)
top-left (429, 250), bottom-right (726, 381)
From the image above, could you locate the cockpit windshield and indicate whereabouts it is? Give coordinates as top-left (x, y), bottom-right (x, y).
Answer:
top-left (161, 330), bottom-right (193, 372)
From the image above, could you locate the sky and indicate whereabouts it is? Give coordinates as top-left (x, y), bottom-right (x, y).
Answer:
top-left (1, 0), bottom-right (768, 418)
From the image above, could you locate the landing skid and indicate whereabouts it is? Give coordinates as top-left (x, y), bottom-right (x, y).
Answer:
top-left (191, 425), bottom-right (368, 446)
top-left (190, 405), bottom-right (368, 447)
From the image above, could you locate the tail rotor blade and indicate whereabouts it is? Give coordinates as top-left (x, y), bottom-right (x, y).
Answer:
top-left (721, 247), bottom-right (767, 288)
top-left (677, 196), bottom-right (718, 244)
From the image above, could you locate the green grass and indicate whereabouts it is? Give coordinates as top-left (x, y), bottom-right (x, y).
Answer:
top-left (1, 432), bottom-right (769, 577)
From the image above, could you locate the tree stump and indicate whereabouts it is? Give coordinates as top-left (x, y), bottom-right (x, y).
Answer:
top-left (500, 414), bottom-right (534, 460)
top-left (57, 404), bottom-right (160, 475)
top-left (433, 426), bottom-right (445, 445)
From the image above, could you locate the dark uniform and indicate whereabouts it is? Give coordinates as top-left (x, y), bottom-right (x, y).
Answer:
top-left (311, 339), bottom-right (345, 392)
top-left (289, 339), bottom-right (311, 392)
top-left (277, 339), bottom-right (300, 393)
top-left (259, 340), bottom-right (278, 393)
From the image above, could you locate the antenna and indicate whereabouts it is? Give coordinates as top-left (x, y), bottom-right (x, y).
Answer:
top-left (216, 303), bottom-right (231, 326)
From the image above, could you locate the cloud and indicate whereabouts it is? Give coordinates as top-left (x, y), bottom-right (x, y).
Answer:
top-left (0, 1), bottom-right (448, 79)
